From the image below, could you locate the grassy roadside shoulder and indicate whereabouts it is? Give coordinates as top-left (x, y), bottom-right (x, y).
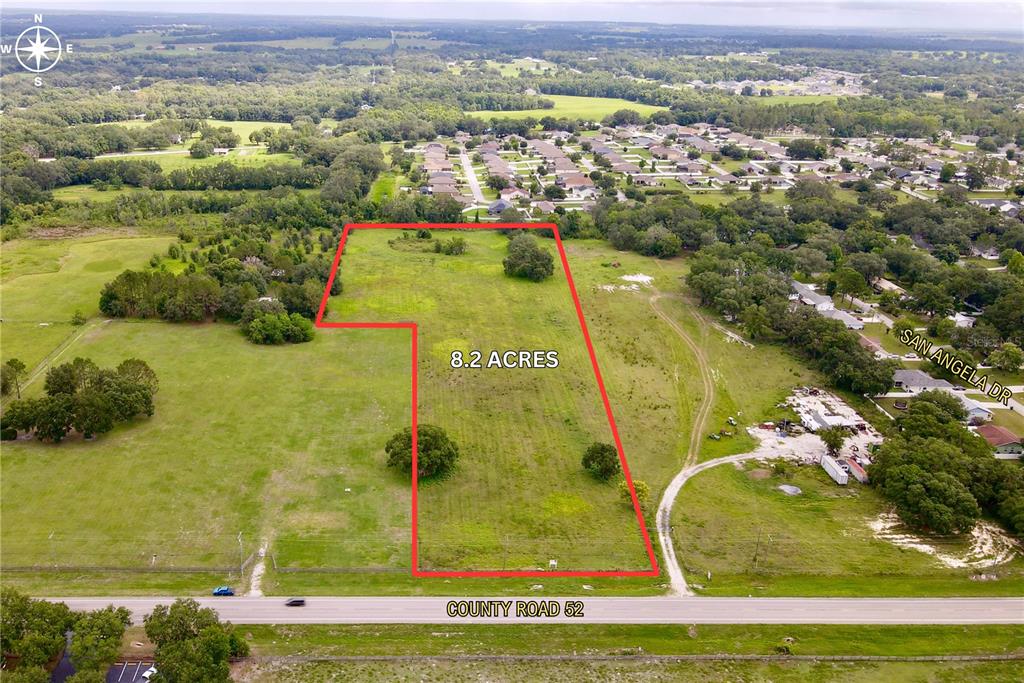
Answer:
top-left (241, 623), bottom-right (1024, 658)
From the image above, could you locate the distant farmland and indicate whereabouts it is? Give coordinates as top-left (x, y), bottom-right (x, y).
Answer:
top-left (469, 95), bottom-right (667, 121)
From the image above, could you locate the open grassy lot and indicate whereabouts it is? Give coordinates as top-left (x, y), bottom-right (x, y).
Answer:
top-left (243, 623), bottom-right (1024, 657)
top-left (0, 235), bottom-right (174, 369)
top-left (321, 229), bottom-right (654, 572)
top-left (470, 95), bottom-right (667, 121)
top-left (750, 94), bottom-right (841, 104)
top-left (52, 186), bottom-right (319, 204)
top-left (239, 623), bottom-right (1024, 682)
top-left (238, 660), bottom-right (1024, 683)
top-left (1, 233), bottom-right (696, 595)
top-left (1, 321), bottom-right (412, 593)
top-left (131, 148), bottom-right (299, 172)
top-left (671, 459), bottom-right (1024, 596)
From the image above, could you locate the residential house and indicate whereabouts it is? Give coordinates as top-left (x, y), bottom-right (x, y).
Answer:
top-left (892, 369), bottom-right (953, 392)
top-left (500, 186), bottom-right (529, 201)
top-left (975, 424), bottom-right (1023, 459)
top-left (791, 281), bottom-right (834, 311)
top-left (487, 198), bottom-right (514, 215)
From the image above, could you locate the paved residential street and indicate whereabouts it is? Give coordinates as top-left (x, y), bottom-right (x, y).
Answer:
top-left (53, 596), bottom-right (1024, 625)
top-left (459, 150), bottom-right (486, 204)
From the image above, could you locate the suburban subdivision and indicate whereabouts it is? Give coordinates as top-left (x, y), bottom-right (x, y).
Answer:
top-left (0, 2), bottom-right (1022, 682)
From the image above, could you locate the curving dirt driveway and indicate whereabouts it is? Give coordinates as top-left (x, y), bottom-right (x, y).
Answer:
top-left (648, 293), bottom-right (716, 595)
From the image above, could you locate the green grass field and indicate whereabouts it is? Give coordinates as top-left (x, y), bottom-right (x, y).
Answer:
top-left (240, 660), bottom-right (1024, 682)
top-left (5, 232), bottom-right (1016, 598)
top-left (1, 233), bottom-right (695, 595)
top-left (130, 148), bottom-right (299, 172)
top-left (671, 459), bottom-right (1024, 596)
top-left (320, 229), bottom-right (655, 572)
top-left (244, 623), bottom-right (1024, 657)
top-left (470, 95), bottom-right (667, 121)
top-left (0, 235), bottom-right (174, 370)
top-left (1, 321), bottom-right (413, 591)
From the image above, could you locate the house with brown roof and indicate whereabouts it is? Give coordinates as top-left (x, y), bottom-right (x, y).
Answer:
top-left (975, 424), bottom-right (1023, 459)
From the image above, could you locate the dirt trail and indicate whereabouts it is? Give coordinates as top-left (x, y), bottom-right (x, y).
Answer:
top-left (648, 292), bottom-right (717, 595)
top-left (21, 319), bottom-right (109, 390)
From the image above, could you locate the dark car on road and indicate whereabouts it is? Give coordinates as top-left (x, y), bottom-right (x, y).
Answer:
top-left (285, 598), bottom-right (306, 607)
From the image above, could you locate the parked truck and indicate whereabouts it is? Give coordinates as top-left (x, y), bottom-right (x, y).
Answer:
top-left (820, 454), bottom-right (849, 485)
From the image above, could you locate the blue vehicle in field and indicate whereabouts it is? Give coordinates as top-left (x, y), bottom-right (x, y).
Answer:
top-left (212, 586), bottom-right (234, 596)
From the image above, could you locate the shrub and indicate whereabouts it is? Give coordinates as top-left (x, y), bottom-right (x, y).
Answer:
top-left (582, 442), bottom-right (620, 480)
top-left (245, 312), bottom-right (314, 345)
top-left (502, 233), bottom-right (554, 282)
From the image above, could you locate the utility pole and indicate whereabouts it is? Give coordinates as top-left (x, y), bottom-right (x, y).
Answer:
top-left (752, 527), bottom-right (762, 571)
top-left (237, 532), bottom-right (244, 572)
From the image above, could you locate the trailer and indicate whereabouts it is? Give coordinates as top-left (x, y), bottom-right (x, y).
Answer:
top-left (842, 458), bottom-right (869, 484)
top-left (820, 454), bottom-right (849, 485)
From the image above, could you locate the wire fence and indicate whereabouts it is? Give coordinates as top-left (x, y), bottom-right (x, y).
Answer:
top-left (0, 535), bottom-right (258, 575)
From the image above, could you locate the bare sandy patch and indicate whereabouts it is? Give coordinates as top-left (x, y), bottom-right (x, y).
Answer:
top-left (869, 512), bottom-right (1020, 569)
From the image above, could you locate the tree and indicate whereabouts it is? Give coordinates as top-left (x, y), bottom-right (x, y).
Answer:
top-left (817, 427), bottom-right (847, 457)
top-left (843, 252), bottom-right (886, 284)
top-left (786, 138), bottom-right (826, 160)
top-left (155, 628), bottom-right (232, 683)
top-left (116, 358), bottom-right (159, 394)
top-left (913, 389), bottom-right (968, 422)
top-left (144, 598), bottom-right (247, 683)
top-left (582, 442), bottom-right (620, 481)
top-left (891, 317), bottom-right (915, 341)
top-left (486, 174), bottom-right (510, 191)
top-left (1, 588), bottom-right (75, 670)
top-left (543, 184), bottom-right (566, 200)
top-left (618, 478), bottom-right (650, 508)
top-left (910, 282), bottom-right (954, 318)
top-left (385, 424), bottom-right (459, 479)
top-left (832, 267), bottom-right (868, 303)
top-left (33, 395), bottom-right (75, 443)
top-left (987, 342), bottom-right (1024, 373)
top-left (72, 389), bottom-right (115, 439)
top-left (66, 671), bottom-right (108, 683)
top-left (3, 669), bottom-right (50, 683)
top-left (502, 233), bottom-right (554, 282)
top-left (45, 357), bottom-right (99, 396)
top-left (881, 464), bottom-right (980, 534)
top-left (740, 304), bottom-right (770, 340)
top-left (189, 140), bottom-right (213, 159)
top-left (2, 358), bottom-right (26, 398)
top-left (939, 163), bottom-right (956, 183)
top-left (70, 606), bottom-right (132, 672)
top-left (278, 280), bottom-right (323, 319)
top-left (245, 312), bottom-right (314, 345)
top-left (964, 165), bottom-right (985, 191)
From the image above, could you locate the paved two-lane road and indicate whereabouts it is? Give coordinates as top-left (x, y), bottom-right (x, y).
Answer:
top-left (53, 596), bottom-right (1024, 625)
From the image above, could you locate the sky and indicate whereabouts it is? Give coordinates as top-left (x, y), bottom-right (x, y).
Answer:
top-left (14, 1), bottom-right (1024, 32)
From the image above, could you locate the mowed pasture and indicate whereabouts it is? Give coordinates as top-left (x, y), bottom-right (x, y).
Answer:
top-left (0, 236), bottom-right (174, 370)
top-left (322, 229), bottom-right (656, 572)
top-left (1, 321), bottom-right (413, 592)
top-left (470, 95), bottom-right (667, 121)
top-left (0, 235), bottom-right (413, 593)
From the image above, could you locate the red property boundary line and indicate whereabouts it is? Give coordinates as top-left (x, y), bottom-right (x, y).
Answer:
top-left (314, 223), bottom-right (660, 579)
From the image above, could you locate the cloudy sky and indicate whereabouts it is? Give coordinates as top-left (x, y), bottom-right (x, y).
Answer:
top-left (16, 1), bottom-right (1024, 32)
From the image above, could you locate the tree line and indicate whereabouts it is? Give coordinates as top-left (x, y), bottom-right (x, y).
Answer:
top-left (1, 358), bottom-right (158, 443)
top-left (1, 589), bottom-right (246, 683)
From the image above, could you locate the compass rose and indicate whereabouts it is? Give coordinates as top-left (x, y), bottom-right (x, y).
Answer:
top-left (15, 25), bottom-right (62, 73)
